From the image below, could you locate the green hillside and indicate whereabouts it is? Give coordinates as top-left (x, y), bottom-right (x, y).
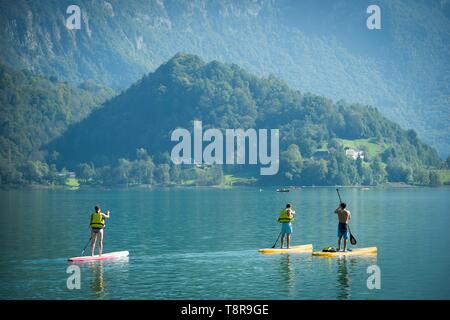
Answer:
top-left (0, 61), bottom-right (114, 185)
top-left (48, 54), bottom-right (443, 187)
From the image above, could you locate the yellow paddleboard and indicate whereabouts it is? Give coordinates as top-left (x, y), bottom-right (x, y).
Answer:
top-left (312, 247), bottom-right (377, 257)
top-left (258, 244), bottom-right (313, 254)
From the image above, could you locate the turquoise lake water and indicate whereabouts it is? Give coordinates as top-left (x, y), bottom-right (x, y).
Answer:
top-left (0, 187), bottom-right (449, 299)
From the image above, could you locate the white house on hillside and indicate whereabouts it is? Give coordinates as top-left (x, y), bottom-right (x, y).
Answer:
top-left (345, 148), bottom-right (365, 160)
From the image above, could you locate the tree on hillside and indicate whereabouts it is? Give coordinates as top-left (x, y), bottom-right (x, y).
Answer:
top-left (76, 163), bottom-right (96, 182)
top-left (155, 164), bottom-right (170, 185)
top-left (280, 144), bottom-right (303, 183)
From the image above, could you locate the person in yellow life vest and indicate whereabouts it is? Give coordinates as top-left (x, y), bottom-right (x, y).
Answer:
top-left (278, 203), bottom-right (295, 249)
top-left (90, 205), bottom-right (110, 256)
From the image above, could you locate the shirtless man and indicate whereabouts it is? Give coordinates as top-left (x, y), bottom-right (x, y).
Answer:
top-left (334, 202), bottom-right (351, 252)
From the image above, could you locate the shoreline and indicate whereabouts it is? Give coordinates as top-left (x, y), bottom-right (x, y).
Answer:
top-left (2, 182), bottom-right (447, 191)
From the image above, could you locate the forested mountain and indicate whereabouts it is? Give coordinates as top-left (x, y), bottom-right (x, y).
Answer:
top-left (0, 0), bottom-right (448, 156)
top-left (0, 61), bottom-right (114, 184)
top-left (48, 54), bottom-right (443, 186)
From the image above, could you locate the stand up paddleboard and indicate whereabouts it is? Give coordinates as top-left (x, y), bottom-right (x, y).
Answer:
top-left (258, 244), bottom-right (313, 254)
top-left (68, 251), bottom-right (129, 262)
top-left (312, 247), bottom-right (377, 257)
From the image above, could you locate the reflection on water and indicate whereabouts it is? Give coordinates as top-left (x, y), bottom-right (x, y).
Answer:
top-left (335, 255), bottom-right (378, 300)
top-left (279, 255), bottom-right (295, 295)
top-left (83, 257), bottom-right (129, 299)
top-left (336, 257), bottom-right (350, 300)
top-left (88, 261), bottom-right (106, 299)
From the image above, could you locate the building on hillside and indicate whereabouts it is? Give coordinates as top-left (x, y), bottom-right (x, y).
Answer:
top-left (56, 171), bottom-right (76, 178)
top-left (345, 148), bottom-right (364, 160)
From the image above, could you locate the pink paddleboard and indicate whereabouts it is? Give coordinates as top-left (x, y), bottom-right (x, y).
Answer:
top-left (68, 250), bottom-right (129, 262)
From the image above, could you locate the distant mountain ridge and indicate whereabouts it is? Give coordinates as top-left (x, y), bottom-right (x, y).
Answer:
top-left (0, 0), bottom-right (449, 156)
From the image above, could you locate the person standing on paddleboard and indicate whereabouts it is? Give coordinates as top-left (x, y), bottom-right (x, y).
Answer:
top-left (90, 206), bottom-right (110, 256)
top-left (335, 202), bottom-right (351, 252)
top-left (278, 203), bottom-right (295, 249)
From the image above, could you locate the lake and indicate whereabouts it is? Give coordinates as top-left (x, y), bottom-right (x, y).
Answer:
top-left (0, 187), bottom-right (449, 299)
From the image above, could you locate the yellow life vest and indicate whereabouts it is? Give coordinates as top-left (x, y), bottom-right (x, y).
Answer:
top-left (90, 212), bottom-right (105, 229)
top-left (278, 208), bottom-right (294, 223)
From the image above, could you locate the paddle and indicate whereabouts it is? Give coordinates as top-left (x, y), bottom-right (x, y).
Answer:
top-left (271, 232), bottom-right (282, 248)
top-left (335, 188), bottom-right (357, 245)
top-left (81, 236), bottom-right (92, 256)
top-left (336, 188), bottom-right (342, 203)
top-left (348, 225), bottom-right (357, 246)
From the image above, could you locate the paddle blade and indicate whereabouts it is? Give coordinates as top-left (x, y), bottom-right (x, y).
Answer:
top-left (350, 234), bottom-right (357, 245)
